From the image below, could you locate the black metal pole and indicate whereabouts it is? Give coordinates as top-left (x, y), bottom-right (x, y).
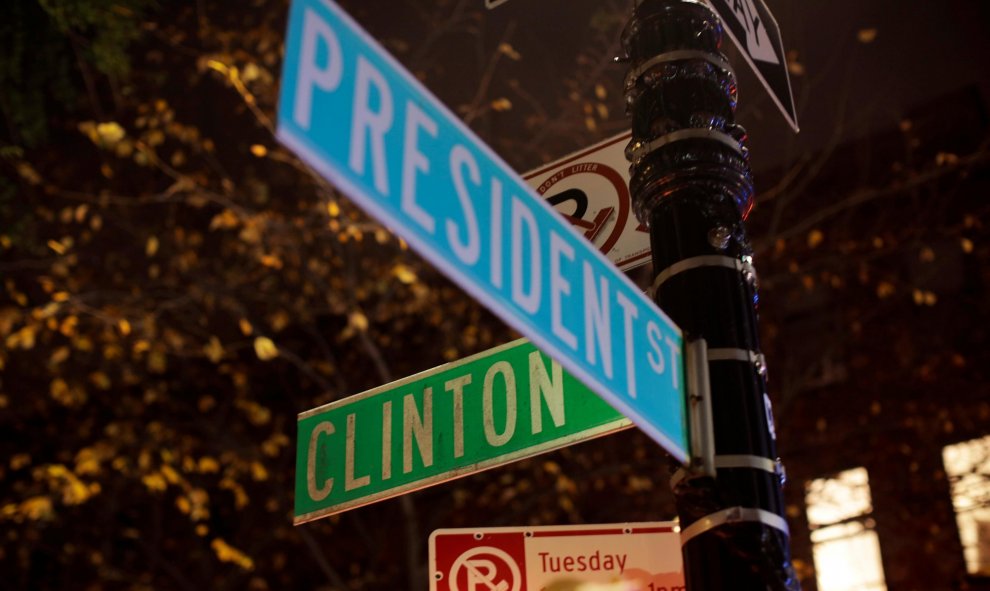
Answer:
top-left (621, 1), bottom-right (799, 589)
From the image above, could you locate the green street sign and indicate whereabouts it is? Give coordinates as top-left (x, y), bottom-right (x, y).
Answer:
top-left (295, 339), bottom-right (632, 524)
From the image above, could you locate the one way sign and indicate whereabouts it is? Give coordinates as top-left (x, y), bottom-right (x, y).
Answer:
top-left (705, 0), bottom-right (799, 132)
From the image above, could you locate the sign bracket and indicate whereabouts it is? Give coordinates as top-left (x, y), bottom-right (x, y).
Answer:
top-left (685, 338), bottom-right (715, 479)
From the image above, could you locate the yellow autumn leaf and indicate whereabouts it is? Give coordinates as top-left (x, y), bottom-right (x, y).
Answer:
top-left (118, 318), bottom-right (132, 336)
top-left (198, 457), bottom-right (220, 474)
top-left (146, 236), bottom-right (159, 256)
top-left (160, 464), bottom-right (181, 485)
top-left (47, 239), bottom-right (67, 255)
top-left (269, 310), bottom-right (290, 332)
top-left (876, 281), bottom-right (896, 299)
top-left (491, 98), bottom-right (512, 112)
top-left (253, 336), bottom-right (278, 361)
top-left (239, 318), bottom-right (254, 336)
top-left (6, 325), bottom-right (37, 350)
top-left (62, 475), bottom-right (94, 505)
top-left (147, 349), bottom-right (167, 373)
top-left (807, 229), bottom-right (824, 248)
top-left (89, 372), bottom-right (111, 390)
top-left (95, 121), bottom-right (126, 145)
top-left (249, 461), bottom-right (268, 482)
top-left (250, 144), bottom-right (267, 157)
top-left (220, 478), bottom-right (250, 509)
top-left (141, 472), bottom-right (167, 492)
top-left (50, 378), bottom-right (70, 402)
top-left (857, 28), bottom-right (877, 43)
top-left (392, 264), bottom-right (417, 284)
top-left (203, 336), bottom-right (224, 363)
top-left (211, 538), bottom-right (254, 570)
top-left (259, 254), bottom-right (282, 269)
top-left (497, 42), bottom-right (521, 60)
top-left (209, 209), bottom-right (240, 230)
top-left (348, 310), bottom-right (369, 332)
top-left (21, 496), bottom-right (54, 521)
top-left (49, 346), bottom-right (70, 365)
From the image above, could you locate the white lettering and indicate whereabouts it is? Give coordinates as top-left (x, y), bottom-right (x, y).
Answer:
top-left (647, 320), bottom-right (665, 375)
top-left (490, 178), bottom-right (504, 288)
top-left (293, 10), bottom-right (343, 129)
top-left (549, 231), bottom-right (577, 349)
top-left (447, 145), bottom-right (481, 264)
top-left (615, 291), bottom-right (639, 398)
top-left (483, 361), bottom-right (517, 447)
top-left (400, 101), bottom-right (438, 233)
top-left (529, 351), bottom-right (565, 433)
top-left (583, 261), bottom-right (613, 378)
top-left (444, 374), bottom-right (471, 458)
top-left (348, 56), bottom-right (393, 196)
top-left (511, 197), bottom-right (541, 314)
top-left (403, 388), bottom-right (433, 472)
top-left (381, 400), bottom-right (392, 480)
top-left (665, 336), bottom-right (682, 389)
top-left (306, 421), bottom-right (334, 501)
top-left (345, 413), bottom-right (370, 491)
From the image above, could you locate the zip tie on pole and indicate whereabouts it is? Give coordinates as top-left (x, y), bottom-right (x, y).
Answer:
top-left (628, 128), bottom-right (743, 165)
top-left (707, 348), bottom-right (764, 366)
top-left (685, 338), bottom-right (716, 478)
top-left (625, 50), bottom-right (736, 91)
top-left (707, 348), bottom-right (767, 377)
top-left (680, 506), bottom-right (790, 547)
top-left (714, 454), bottom-right (779, 475)
top-left (650, 255), bottom-right (757, 297)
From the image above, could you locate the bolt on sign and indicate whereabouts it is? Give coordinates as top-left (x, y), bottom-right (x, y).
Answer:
top-left (276, 0), bottom-right (689, 469)
top-left (295, 339), bottom-right (632, 523)
top-left (430, 522), bottom-right (684, 591)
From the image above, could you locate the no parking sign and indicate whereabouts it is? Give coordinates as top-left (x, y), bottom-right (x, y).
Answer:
top-left (430, 522), bottom-right (684, 591)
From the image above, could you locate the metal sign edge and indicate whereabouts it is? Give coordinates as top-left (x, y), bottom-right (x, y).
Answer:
top-left (430, 521), bottom-right (679, 538)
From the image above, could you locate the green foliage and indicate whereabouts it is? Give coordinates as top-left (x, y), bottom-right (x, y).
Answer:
top-left (0, 0), bottom-right (151, 147)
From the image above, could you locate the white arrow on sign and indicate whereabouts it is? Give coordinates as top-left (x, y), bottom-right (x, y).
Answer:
top-left (704, 0), bottom-right (799, 132)
top-left (728, 0), bottom-right (778, 64)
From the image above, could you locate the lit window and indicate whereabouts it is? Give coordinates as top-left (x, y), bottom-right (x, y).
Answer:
top-left (805, 467), bottom-right (888, 591)
top-left (942, 434), bottom-right (990, 576)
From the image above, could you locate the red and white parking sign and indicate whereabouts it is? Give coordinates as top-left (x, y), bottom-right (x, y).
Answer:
top-left (430, 522), bottom-right (684, 591)
top-left (524, 133), bottom-right (652, 273)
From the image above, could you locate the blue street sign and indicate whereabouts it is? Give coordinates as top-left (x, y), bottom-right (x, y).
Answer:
top-left (276, 0), bottom-right (689, 463)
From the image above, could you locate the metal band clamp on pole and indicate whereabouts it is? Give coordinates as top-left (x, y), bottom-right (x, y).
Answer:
top-left (625, 50), bottom-right (737, 91)
top-left (713, 454), bottom-right (779, 475)
top-left (649, 254), bottom-right (757, 298)
top-left (680, 506), bottom-right (790, 547)
top-left (707, 347), bottom-right (766, 367)
top-left (685, 338), bottom-right (715, 479)
top-left (628, 128), bottom-right (744, 164)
